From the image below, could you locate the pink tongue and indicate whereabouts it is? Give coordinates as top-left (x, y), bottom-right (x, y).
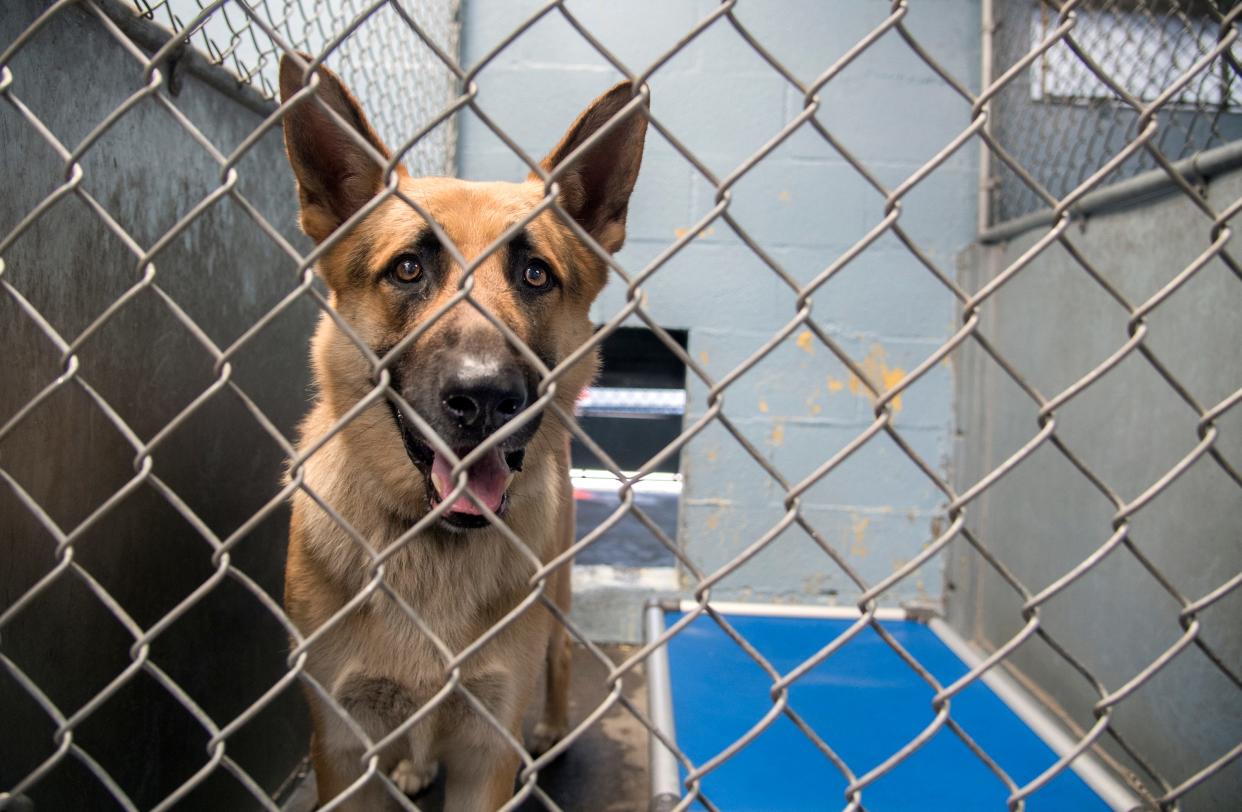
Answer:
top-left (430, 448), bottom-right (510, 515)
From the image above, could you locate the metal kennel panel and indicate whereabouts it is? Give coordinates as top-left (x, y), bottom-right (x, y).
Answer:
top-left (1, 1), bottom-right (1239, 811)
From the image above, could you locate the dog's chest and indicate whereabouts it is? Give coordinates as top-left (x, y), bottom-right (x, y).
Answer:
top-left (323, 565), bottom-right (539, 742)
top-left (348, 524), bottom-right (540, 650)
top-left (330, 659), bottom-right (519, 756)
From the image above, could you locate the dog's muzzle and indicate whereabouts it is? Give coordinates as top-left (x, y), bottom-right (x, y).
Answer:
top-left (387, 358), bottom-right (540, 529)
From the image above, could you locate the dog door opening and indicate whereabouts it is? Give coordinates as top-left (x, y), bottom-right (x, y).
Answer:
top-left (571, 327), bottom-right (687, 567)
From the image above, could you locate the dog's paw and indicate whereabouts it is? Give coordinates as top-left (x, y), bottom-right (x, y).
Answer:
top-left (527, 721), bottom-right (569, 758)
top-left (390, 758), bottom-right (437, 797)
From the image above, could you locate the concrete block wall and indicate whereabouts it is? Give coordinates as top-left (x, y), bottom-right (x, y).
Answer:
top-left (457, 1), bottom-right (980, 606)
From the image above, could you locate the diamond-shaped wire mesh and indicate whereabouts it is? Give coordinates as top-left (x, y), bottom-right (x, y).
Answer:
top-left (1, 1), bottom-right (1239, 811)
top-left (989, 0), bottom-right (1242, 224)
top-left (132, 0), bottom-right (460, 174)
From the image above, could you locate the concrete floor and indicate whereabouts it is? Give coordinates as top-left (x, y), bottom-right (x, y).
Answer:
top-left (283, 644), bottom-right (651, 811)
top-left (515, 643), bottom-right (650, 811)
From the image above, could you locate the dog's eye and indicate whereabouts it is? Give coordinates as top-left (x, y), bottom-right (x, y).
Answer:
top-left (391, 255), bottom-right (423, 285)
top-left (522, 259), bottom-right (553, 290)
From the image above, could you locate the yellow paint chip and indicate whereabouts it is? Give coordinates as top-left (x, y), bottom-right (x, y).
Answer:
top-left (770, 422), bottom-right (785, 446)
top-left (795, 330), bottom-right (814, 354)
top-left (758, 399), bottom-right (769, 413)
top-left (778, 190), bottom-right (791, 202)
top-left (674, 226), bottom-right (716, 240)
top-left (698, 350), bottom-right (710, 365)
top-left (849, 514), bottom-right (871, 557)
top-left (828, 344), bottom-right (907, 412)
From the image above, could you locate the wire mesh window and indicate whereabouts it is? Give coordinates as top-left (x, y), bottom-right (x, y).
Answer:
top-left (2, 1), bottom-right (1240, 811)
top-left (988, 0), bottom-right (1242, 225)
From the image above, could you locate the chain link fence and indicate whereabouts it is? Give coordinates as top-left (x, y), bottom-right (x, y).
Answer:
top-left (133, 0), bottom-right (459, 173)
top-left (1, 0), bottom-right (1239, 810)
top-left (988, 0), bottom-right (1242, 225)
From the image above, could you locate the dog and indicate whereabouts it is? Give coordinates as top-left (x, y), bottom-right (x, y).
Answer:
top-left (276, 53), bottom-right (647, 811)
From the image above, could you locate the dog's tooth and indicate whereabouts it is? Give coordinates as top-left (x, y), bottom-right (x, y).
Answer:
top-left (431, 471), bottom-right (447, 497)
top-left (504, 472), bottom-right (515, 490)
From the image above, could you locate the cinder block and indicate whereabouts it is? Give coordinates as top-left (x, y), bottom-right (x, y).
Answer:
top-left (461, 0), bottom-right (706, 76)
top-left (650, 70), bottom-right (793, 176)
top-left (684, 327), bottom-right (866, 424)
top-left (769, 244), bottom-right (959, 341)
top-left (775, 423), bottom-right (950, 508)
top-left (783, 73), bottom-right (976, 171)
top-left (868, 164), bottom-right (979, 255)
top-left (723, 152), bottom-right (878, 249)
top-left (678, 498), bottom-right (942, 605)
top-left (462, 66), bottom-right (630, 159)
top-left (728, 0), bottom-right (979, 87)
top-left (596, 240), bottom-right (795, 331)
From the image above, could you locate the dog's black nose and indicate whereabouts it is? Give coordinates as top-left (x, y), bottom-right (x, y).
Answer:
top-left (440, 365), bottom-right (527, 430)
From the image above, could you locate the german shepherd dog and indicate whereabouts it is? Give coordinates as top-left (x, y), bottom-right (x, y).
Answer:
top-left (277, 54), bottom-right (647, 810)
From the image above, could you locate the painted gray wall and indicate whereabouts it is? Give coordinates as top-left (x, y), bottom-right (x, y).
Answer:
top-left (0, 2), bottom-right (314, 808)
top-left (949, 173), bottom-right (1242, 809)
top-left (458, 1), bottom-right (980, 607)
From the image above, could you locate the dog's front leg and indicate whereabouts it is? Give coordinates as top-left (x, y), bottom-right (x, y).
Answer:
top-left (306, 686), bottom-right (405, 811)
top-left (441, 748), bottom-right (520, 812)
top-left (531, 559), bottom-right (573, 756)
top-left (311, 733), bottom-right (402, 811)
top-left (391, 726), bottom-right (438, 798)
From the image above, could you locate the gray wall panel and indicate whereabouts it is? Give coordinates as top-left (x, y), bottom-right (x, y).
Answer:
top-left (951, 167), bottom-right (1242, 809)
top-left (1, 2), bottom-right (315, 808)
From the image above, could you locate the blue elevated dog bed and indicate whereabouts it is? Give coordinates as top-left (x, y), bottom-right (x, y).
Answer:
top-left (645, 602), bottom-right (1139, 811)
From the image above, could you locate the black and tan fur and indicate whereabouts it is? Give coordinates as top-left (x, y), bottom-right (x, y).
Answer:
top-left (277, 54), bottom-right (647, 811)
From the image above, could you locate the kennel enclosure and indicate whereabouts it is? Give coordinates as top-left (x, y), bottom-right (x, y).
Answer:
top-left (2, 1), bottom-right (1240, 810)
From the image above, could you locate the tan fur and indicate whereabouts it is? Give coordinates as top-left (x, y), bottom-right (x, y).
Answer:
top-left (277, 55), bottom-right (646, 811)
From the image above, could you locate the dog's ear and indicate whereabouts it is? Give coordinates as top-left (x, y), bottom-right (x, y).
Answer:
top-left (534, 82), bottom-right (648, 255)
top-left (279, 53), bottom-right (397, 243)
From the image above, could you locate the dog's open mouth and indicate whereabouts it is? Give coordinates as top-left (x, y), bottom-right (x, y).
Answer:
top-left (388, 401), bottom-right (525, 528)
top-left (428, 445), bottom-right (526, 523)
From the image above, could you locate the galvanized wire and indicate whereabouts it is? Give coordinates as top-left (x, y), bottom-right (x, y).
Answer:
top-left (131, 0), bottom-right (459, 174)
top-left (989, 0), bottom-right (1242, 224)
top-left (1, 0), bottom-right (1239, 811)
